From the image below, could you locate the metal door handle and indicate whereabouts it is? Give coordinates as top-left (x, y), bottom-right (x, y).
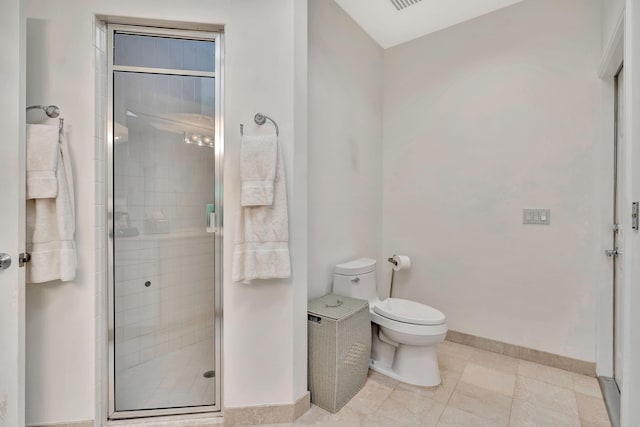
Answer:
top-left (0, 253), bottom-right (12, 270)
top-left (605, 248), bottom-right (621, 257)
top-left (351, 277), bottom-right (360, 283)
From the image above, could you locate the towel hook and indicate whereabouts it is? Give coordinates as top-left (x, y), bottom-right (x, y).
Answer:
top-left (27, 104), bottom-right (64, 134)
top-left (240, 112), bottom-right (280, 136)
top-left (27, 104), bottom-right (60, 118)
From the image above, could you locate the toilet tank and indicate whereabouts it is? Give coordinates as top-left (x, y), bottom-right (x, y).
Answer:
top-left (333, 258), bottom-right (377, 304)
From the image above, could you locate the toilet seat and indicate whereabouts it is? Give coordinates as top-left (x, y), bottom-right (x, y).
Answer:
top-left (371, 310), bottom-right (448, 337)
top-left (373, 298), bottom-right (445, 326)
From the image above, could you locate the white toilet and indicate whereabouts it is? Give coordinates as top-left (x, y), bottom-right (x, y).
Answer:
top-left (333, 258), bottom-right (447, 387)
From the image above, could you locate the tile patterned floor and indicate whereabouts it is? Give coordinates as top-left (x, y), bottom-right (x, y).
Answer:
top-left (253, 341), bottom-right (611, 427)
top-left (116, 340), bottom-right (216, 411)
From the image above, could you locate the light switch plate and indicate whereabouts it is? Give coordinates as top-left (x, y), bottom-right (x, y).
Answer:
top-left (523, 208), bottom-right (550, 225)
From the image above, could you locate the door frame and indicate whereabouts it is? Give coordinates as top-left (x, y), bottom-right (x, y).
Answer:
top-left (597, 7), bottom-right (624, 381)
top-left (101, 21), bottom-right (224, 421)
top-left (598, 3), bottom-right (640, 426)
top-left (613, 65), bottom-right (625, 390)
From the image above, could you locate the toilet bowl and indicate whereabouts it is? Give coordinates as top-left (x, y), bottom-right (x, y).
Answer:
top-left (332, 258), bottom-right (447, 387)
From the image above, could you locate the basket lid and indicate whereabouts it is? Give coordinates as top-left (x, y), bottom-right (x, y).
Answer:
top-left (308, 293), bottom-right (369, 320)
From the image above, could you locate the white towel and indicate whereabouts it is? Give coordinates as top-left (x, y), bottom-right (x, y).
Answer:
top-left (26, 125), bottom-right (59, 198)
top-left (26, 125), bottom-right (77, 283)
top-left (240, 134), bottom-right (277, 206)
top-left (233, 138), bottom-right (291, 282)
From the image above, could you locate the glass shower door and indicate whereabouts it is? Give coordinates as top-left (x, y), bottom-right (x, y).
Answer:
top-left (109, 28), bottom-right (220, 415)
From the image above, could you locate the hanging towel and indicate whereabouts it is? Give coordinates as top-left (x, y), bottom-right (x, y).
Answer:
top-left (26, 125), bottom-right (77, 283)
top-left (26, 125), bottom-right (59, 198)
top-left (240, 134), bottom-right (277, 206)
top-left (233, 137), bottom-right (291, 282)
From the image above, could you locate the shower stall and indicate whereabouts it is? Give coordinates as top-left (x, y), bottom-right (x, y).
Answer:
top-left (106, 24), bottom-right (223, 418)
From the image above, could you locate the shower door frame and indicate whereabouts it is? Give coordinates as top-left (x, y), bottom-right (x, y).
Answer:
top-left (106, 23), bottom-right (224, 420)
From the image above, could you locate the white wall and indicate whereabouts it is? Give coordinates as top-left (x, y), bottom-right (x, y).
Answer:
top-left (382, 0), bottom-right (603, 362)
top-left (307, 0), bottom-right (384, 300)
top-left (24, 0), bottom-right (308, 424)
top-left (25, 7), bottom-right (97, 423)
top-left (0, 0), bottom-right (26, 426)
top-left (603, 0), bottom-right (624, 51)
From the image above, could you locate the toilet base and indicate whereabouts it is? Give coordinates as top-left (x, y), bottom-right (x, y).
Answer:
top-left (369, 344), bottom-right (441, 387)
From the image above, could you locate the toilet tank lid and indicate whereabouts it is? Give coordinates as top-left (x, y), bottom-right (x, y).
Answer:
top-left (335, 258), bottom-right (376, 275)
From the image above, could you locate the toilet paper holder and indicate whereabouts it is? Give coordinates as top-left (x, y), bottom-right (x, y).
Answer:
top-left (388, 255), bottom-right (398, 298)
top-left (387, 254), bottom-right (411, 298)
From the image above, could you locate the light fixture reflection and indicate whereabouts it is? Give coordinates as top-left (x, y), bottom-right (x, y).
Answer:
top-left (184, 132), bottom-right (214, 148)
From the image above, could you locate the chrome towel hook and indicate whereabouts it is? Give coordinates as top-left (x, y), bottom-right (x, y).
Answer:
top-left (27, 104), bottom-right (64, 133)
top-left (240, 112), bottom-right (280, 136)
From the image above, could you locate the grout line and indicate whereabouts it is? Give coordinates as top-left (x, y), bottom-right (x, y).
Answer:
top-left (507, 375), bottom-right (518, 426)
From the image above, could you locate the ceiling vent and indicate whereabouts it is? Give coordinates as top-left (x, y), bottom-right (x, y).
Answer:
top-left (390, 0), bottom-right (423, 11)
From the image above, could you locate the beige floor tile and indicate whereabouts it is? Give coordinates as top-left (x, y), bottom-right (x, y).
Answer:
top-left (362, 415), bottom-right (418, 427)
top-left (513, 376), bottom-right (579, 417)
top-left (385, 387), bottom-right (446, 426)
top-left (295, 404), bottom-right (331, 425)
top-left (436, 406), bottom-right (499, 427)
top-left (438, 342), bottom-right (475, 370)
top-left (460, 363), bottom-right (516, 397)
top-left (439, 341), bottom-right (476, 360)
top-left (509, 398), bottom-right (580, 427)
top-left (295, 404), bottom-right (366, 427)
top-left (517, 360), bottom-right (574, 389)
top-left (468, 349), bottom-right (519, 375)
top-left (582, 422), bottom-right (613, 427)
top-left (438, 354), bottom-right (469, 374)
top-left (346, 376), bottom-right (395, 416)
top-left (394, 366), bottom-right (462, 405)
top-left (368, 369), bottom-right (400, 389)
top-left (327, 406), bottom-right (368, 427)
top-left (293, 344), bottom-right (609, 427)
top-left (573, 373), bottom-right (602, 398)
top-left (363, 398), bottom-right (422, 427)
top-left (447, 381), bottom-right (512, 426)
top-left (575, 392), bottom-right (611, 427)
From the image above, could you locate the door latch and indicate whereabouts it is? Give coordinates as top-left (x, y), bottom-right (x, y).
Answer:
top-left (19, 252), bottom-right (31, 267)
top-left (605, 248), bottom-right (621, 257)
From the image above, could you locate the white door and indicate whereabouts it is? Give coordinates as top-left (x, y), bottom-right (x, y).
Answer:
top-left (613, 66), bottom-right (625, 391)
top-left (0, 0), bottom-right (26, 426)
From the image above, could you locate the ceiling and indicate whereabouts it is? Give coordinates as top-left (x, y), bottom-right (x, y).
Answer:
top-left (334, 0), bottom-right (525, 49)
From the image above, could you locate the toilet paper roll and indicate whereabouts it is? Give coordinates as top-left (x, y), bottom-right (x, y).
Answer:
top-left (392, 255), bottom-right (411, 271)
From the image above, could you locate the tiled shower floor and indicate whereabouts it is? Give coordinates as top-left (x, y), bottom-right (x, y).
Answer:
top-left (255, 341), bottom-right (611, 427)
top-left (116, 339), bottom-right (216, 411)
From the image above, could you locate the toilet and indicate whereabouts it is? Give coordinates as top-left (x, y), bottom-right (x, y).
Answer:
top-left (332, 258), bottom-right (447, 387)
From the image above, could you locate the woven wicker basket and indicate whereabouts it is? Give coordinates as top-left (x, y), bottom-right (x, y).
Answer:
top-left (307, 293), bottom-right (371, 413)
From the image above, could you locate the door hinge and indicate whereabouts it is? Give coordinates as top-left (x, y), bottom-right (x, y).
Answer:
top-left (633, 202), bottom-right (639, 231)
top-left (19, 252), bottom-right (31, 267)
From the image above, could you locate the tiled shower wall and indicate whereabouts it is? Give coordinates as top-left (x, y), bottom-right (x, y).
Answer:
top-left (113, 67), bottom-right (215, 233)
top-left (112, 119), bottom-right (216, 233)
top-left (113, 234), bottom-right (214, 373)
